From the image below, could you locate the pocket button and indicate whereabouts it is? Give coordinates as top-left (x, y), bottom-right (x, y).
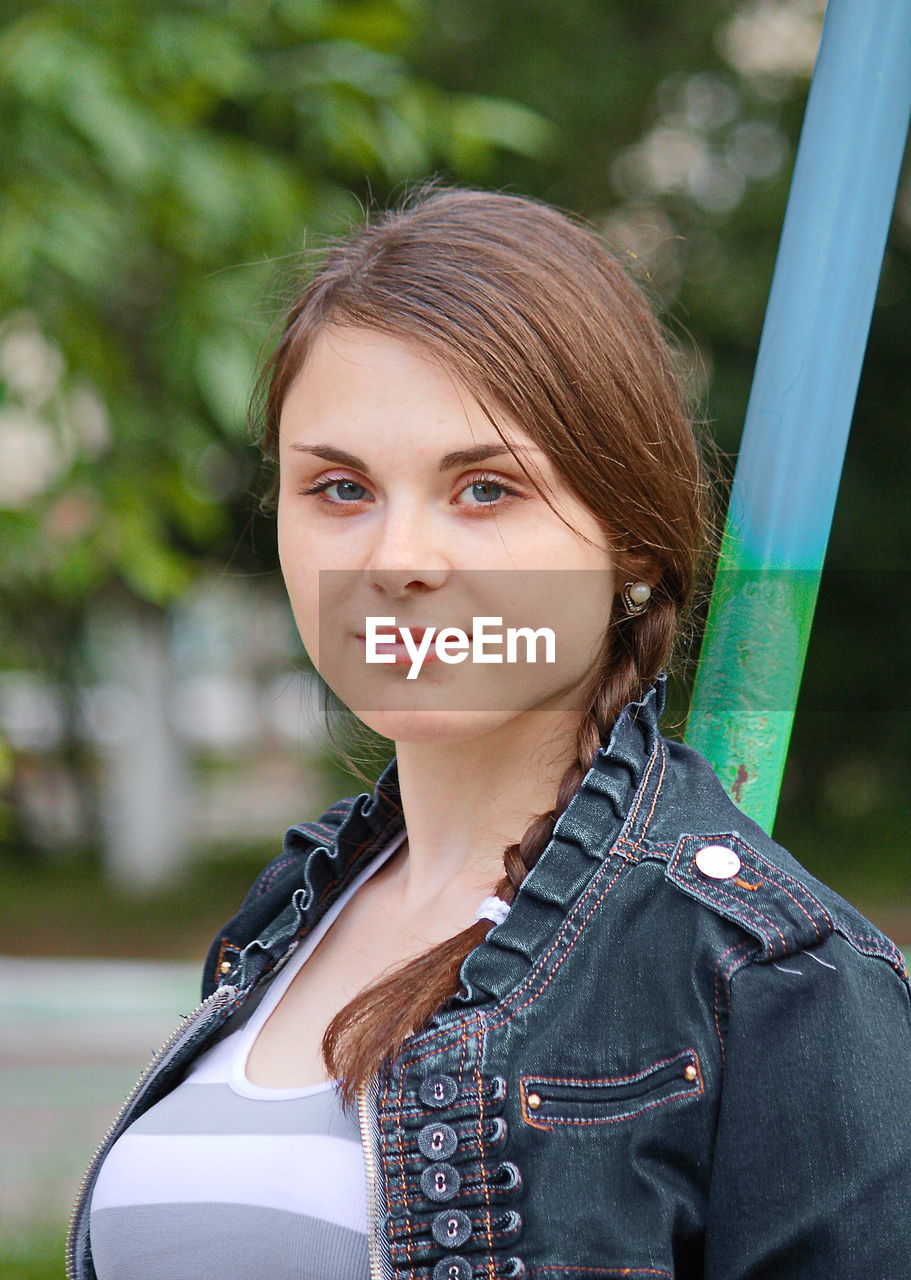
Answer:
top-left (694, 844), bottom-right (741, 880)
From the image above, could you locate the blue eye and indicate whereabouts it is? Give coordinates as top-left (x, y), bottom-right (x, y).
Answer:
top-left (300, 476), bottom-right (368, 503)
top-left (456, 472), bottom-right (523, 509)
top-left (469, 480), bottom-right (505, 504)
top-left (298, 470), bottom-right (523, 511)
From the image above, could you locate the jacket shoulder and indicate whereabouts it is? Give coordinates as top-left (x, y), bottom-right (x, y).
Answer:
top-left (199, 794), bottom-right (360, 998)
top-left (242, 796), bottom-right (361, 904)
top-left (644, 737), bottom-right (908, 980)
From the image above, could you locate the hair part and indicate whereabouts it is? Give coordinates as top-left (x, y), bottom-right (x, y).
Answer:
top-left (251, 177), bottom-right (723, 1107)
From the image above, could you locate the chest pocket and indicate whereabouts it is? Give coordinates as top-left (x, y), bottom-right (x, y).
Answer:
top-left (520, 1048), bottom-right (702, 1130)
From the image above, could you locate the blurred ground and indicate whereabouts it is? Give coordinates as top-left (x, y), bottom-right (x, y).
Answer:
top-left (0, 956), bottom-right (199, 1233)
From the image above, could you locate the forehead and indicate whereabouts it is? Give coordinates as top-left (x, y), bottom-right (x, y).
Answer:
top-left (279, 325), bottom-right (535, 451)
top-left (283, 326), bottom-right (463, 415)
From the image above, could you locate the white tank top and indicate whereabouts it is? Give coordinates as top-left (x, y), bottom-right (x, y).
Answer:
top-left (88, 827), bottom-right (407, 1280)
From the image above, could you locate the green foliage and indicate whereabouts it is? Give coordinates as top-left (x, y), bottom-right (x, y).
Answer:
top-left (0, 0), bottom-right (553, 607)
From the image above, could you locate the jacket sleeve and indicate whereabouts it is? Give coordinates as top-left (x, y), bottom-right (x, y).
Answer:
top-left (703, 931), bottom-right (911, 1277)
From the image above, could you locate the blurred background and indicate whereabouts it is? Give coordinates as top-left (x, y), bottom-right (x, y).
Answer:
top-left (1, 0), bottom-right (908, 1271)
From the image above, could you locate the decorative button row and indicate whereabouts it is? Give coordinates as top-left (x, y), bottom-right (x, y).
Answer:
top-left (430, 1207), bottom-right (523, 1251)
top-left (405, 1071), bottom-right (522, 1276)
top-left (413, 1072), bottom-right (508, 1119)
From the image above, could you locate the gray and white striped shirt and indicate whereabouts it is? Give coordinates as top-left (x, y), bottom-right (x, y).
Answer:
top-left (89, 829), bottom-right (407, 1280)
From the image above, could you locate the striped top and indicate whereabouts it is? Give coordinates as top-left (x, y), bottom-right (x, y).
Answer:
top-left (89, 827), bottom-right (408, 1280)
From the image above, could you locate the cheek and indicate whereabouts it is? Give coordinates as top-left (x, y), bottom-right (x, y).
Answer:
top-left (277, 521), bottom-right (315, 614)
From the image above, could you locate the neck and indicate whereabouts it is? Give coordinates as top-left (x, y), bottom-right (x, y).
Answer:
top-left (387, 703), bottom-right (586, 913)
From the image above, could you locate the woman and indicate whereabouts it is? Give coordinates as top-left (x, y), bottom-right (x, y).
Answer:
top-left (68, 182), bottom-right (911, 1279)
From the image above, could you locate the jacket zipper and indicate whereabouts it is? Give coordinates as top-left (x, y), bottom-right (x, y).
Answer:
top-left (357, 1076), bottom-right (391, 1280)
top-left (64, 982), bottom-right (240, 1280)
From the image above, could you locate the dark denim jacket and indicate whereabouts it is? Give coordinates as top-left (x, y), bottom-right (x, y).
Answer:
top-left (67, 672), bottom-right (911, 1279)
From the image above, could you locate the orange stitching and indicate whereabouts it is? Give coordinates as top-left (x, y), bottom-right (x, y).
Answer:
top-left (635, 738), bottom-right (667, 842)
top-left (728, 838), bottom-right (833, 935)
top-left (712, 940), bottom-right (743, 1064)
top-left (529, 1266), bottom-right (673, 1276)
top-left (619, 737), bottom-right (655, 834)
top-left (521, 1082), bottom-right (703, 1130)
top-left (703, 863), bottom-right (820, 947)
top-left (742, 844), bottom-right (834, 926)
top-left (712, 941), bottom-right (754, 1067)
top-left (394, 1064), bottom-right (413, 1268)
top-left (835, 925), bottom-right (908, 979)
top-left (474, 1019), bottom-right (494, 1264)
top-left (484, 859), bottom-right (629, 1035)
top-left (405, 842), bottom-right (646, 1068)
top-left (741, 871), bottom-right (821, 937)
top-left (732, 875), bottom-right (763, 891)
top-left (214, 936), bottom-right (239, 974)
top-left (685, 859), bottom-right (786, 954)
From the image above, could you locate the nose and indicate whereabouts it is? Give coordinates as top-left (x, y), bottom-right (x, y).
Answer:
top-left (363, 502), bottom-right (449, 595)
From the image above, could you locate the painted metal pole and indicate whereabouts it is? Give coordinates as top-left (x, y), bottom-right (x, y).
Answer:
top-left (685, 0), bottom-right (911, 834)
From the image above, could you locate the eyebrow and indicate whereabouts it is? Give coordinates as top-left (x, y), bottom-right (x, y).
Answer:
top-left (287, 442), bottom-right (543, 472)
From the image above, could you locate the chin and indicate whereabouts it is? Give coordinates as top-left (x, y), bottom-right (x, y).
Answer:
top-left (352, 706), bottom-right (517, 745)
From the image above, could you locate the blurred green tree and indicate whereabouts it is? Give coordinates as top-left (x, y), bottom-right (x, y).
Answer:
top-left (0, 0), bottom-right (554, 609)
top-left (0, 0), bottom-right (555, 864)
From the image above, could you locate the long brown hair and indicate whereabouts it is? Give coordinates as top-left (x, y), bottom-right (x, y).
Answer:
top-left (252, 178), bottom-right (720, 1105)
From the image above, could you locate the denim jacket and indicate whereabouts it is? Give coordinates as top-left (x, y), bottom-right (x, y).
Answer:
top-left (67, 672), bottom-right (911, 1279)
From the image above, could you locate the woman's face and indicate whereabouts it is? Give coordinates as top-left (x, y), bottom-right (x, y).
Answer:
top-left (277, 325), bottom-right (618, 743)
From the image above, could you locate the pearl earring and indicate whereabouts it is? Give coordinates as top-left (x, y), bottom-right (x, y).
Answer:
top-left (621, 581), bottom-right (651, 616)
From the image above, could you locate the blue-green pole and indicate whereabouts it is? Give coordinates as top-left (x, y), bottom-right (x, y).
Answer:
top-left (686, 0), bottom-right (911, 832)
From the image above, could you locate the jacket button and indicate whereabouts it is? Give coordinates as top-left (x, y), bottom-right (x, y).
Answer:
top-left (694, 844), bottom-right (742, 880)
top-left (421, 1161), bottom-right (461, 1202)
top-left (432, 1208), bottom-right (472, 1248)
top-left (418, 1122), bottom-right (458, 1160)
top-left (484, 1073), bottom-right (507, 1101)
top-left (493, 1160), bottom-right (522, 1192)
top-left (420, 1073), bottom-right (459, 1108)
top-left (485, 1115), bottom-right (508, 1143)
top-left (432, 1258), bottom-right (472, 1280)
